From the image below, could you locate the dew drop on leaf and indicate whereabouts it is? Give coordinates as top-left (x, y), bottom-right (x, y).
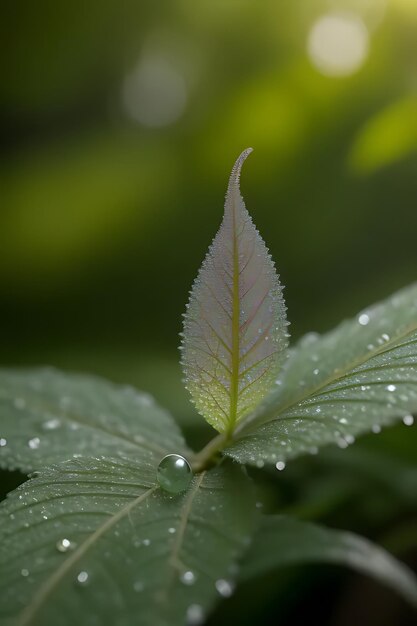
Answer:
top-left (403, 415), bottom-right (414, 426)
top-left (0, 438), bottom-right (7, 447)
top-left (28, 437), bottom-right (40, 449)
top-left (180, 570), bottom-right (196, 585)
top-left (157, 454), bottom-right (193, 494)
top-left (56, 538), bottom-right (73, 553)
top-left (275, 461), bottom-right (286, 471)
top-left (42, 418), bottom-right (61, 430)
top-left (358, 313), bottom-right (370, 326)
top-left (215, 578), bottom-right (234, 597)
top-left (76, 571), bottom-right (89, 585)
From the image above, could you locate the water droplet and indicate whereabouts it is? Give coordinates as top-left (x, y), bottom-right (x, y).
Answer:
top-left (403, 415), bottom-right (414, 426)
top-left (371, 424), bottom-right (381, 434)
top-left (21, 569), bottom-right (29, 577)
top-left (28, 437), bottom-right (40, 450)
top-left (313, 368), bottom-right (320, 375)
top-left (143, 538), bottom-right (151, 546)
top-left (157, 454), bottom-right (193, 494)
top-left (76, 571), bottom-right (89, 585)
top-left (387, 384), bottom-right (396, 392)
top-left (215, 578), bottom-right (234, 597)
top-left (275, 461), bottom-right (286, 471)
top-left (180, 570), bottom-right (196, 585)
top-left (358, 313), bottom-right (370, 326)
top-left (0, 438), bottom-right (7, 447)
top-left (56, 538), bottom-right (73, 553)
top-left (381, 333), bottom-right (390, 341)
top-left (42, 418), bottom-right (61, 430)
top-left (186, 604), bottom-right (204, 625)
top-left (339, 418), bottom-right (348, 424)
top-left (255, 460), bottom-right (264, 468)
top-left (168, 527), bottom-right (176, 534)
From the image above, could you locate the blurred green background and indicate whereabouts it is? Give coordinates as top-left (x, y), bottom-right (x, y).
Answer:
top-left (1, 1), bottom-right (417, 624)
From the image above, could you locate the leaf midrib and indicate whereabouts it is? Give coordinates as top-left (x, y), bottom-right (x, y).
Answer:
top-left (16, 487), bottom-right (157, 626)
top-left (234, 320), bottom-right (417, 437)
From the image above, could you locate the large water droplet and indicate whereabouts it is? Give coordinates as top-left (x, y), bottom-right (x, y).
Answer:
top-left (28, 437), bottom-right (40, 449)
top-left (0, 438), bottom-right (7, 447)
top-left (275, 461), bottom-right (286, 471)
top-left (403, 415), bottom-right (414, 426)
top-left (157, 454), bottom-right (193, 494)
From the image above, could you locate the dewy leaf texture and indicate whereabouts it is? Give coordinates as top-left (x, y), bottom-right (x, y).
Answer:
top-left (0, 458), bottom-right (256, 626)
top-left (181, 149), bottom-right (289, 434)
top-left (224, 283), bottom-right (417, 466)
top-left (0, 368), bottom-right (189, 474)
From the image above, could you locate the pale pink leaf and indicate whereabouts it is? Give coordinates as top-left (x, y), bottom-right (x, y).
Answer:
top-left (181, 149), bottom-right (289, 433)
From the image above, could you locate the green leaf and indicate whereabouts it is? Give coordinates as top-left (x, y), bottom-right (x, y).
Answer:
top-left (0, 368), bottom-right (188, 474)
top-left (181, 149), bottom-right (289, 434)
top-left (224, 283), bottom-right (417, 466)
top-left (0, 458), bottom-right (256, 626)
top-left (240, 516), bottom-right (417, 608)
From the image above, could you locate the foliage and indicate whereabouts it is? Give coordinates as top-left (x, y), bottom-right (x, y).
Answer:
top-left (1, 153), bottom-right (416, 625)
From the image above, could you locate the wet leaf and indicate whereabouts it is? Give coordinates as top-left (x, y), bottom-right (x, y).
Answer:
top-left (224, 283), bottom-right (417, 465)
top-left (0, 368), bottom-right (188, 474)
top-left (0, 459), bottom-right (256, 626)
top-left (181, 149), bottom-right (288, 434)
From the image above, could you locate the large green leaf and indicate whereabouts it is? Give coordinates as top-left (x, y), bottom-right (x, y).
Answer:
top-left (0, 368), bottom-right (188, 473)
top-left (0, 458), bottom-right (255, 626)
top-left (224, 283), bottom-right (417, 466)
top-left (240, 516), bottom-right (417, 608)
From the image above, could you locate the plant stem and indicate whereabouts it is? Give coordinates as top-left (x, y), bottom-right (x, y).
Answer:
top-left (191, 433), bottom-right (229, 472)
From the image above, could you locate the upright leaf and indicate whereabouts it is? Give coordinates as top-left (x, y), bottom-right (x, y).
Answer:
top-left (0, 458), bottom-right (256, 626)
top-left (224, 283), bottom-right (417, 466)
top-left (0, 368), bottom-right (188, 474)
top-left (240, 516), bottom-right (417, 609)
top-left (181, 149), bottom-right (289, 434)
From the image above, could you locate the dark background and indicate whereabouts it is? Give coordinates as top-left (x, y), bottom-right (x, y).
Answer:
top-left (1, 1), bottom-right (417, 624)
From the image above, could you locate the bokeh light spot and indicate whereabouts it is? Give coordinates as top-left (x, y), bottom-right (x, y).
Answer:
top-left (307, 13), bottom-right (369, 77)
top-left (122, 56), bottom-right (187, 127)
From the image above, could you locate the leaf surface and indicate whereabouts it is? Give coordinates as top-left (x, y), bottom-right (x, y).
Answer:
top-left (240, 516), bottom-right (417, 608)
top-left (0, 368), bottom-right (188, 474)
top-left (181, 149), bottom-right (288, 434)
top-left (224, 284), bottom-right (417, 465)
top-left (0, 458), bottom-right (256, 626)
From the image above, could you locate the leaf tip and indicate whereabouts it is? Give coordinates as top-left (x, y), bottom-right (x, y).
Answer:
top-left (228, 148), bottom-right (254, 191)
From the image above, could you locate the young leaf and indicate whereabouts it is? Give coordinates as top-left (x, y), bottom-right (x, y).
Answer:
top-left (0, 458), bottom-right (256, 626)
top-left (224, 283), bottom-right (417, 466)
top-left (181, 149), bottom-right (289, 434)
top-left (0, 368), bottom-right (188, 474)
top-left (240, 516), bottom-right (417, 609)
